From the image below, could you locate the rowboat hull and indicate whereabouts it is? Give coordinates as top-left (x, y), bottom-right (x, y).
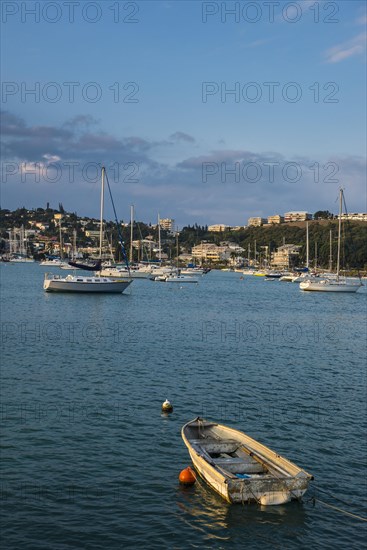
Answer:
top-left (182, 418), bottom-right (312, 505)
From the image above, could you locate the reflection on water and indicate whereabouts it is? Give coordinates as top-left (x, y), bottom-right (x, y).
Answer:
top-left (176, 475), bottom-right (309, 547)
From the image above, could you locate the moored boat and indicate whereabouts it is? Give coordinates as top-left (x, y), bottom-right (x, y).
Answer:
top-left (299, 278), bottom-right (362, 292)
top-left (182, 417), bottom-right (313, 506)
top-left (165, 274), bottom-right (198, 283)
top-left (43, 166), bottom-right (132, 294)
top-left (43, 273), bottom-right (131, 293)
top-left (300, 189), bottom-right (363, 293)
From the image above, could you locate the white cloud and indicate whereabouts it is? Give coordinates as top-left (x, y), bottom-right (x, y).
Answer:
top-left (324, 32), bottom-right (366, 63)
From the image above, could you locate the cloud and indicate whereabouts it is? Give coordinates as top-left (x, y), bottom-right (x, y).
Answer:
top-left (1, 110), bottom-right (72, 139)
top-left (0, 111), bottom-right (158, 166)
top-left (169, 131), bottom-right (195, 143)
top-left (324, 32), bottom-right (366, 63)
top-left (63, 114), bottom-right (100, 128)
top-left (1, 111), bottom-right (365, 226)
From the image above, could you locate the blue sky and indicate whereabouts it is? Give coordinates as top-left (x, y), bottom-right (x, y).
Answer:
top-left (1, 0), bottom-right (366, 226)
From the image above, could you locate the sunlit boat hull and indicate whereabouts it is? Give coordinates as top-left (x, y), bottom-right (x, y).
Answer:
top-left (300, 279), bottom-right (362, 292)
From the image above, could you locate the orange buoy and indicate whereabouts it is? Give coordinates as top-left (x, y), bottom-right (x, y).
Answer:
top-left (179, 467), bottom-right (196, 486)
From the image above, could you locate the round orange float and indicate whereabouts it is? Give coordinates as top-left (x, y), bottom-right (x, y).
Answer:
top-left (179, 467), bottom-right (196, 486)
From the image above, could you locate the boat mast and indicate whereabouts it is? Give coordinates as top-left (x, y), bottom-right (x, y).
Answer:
top-left (158, 213), bottom-right (161, 262)
top-left (306, 221), bottom-right (309, 269)
top-left (329, 229), bottom-right (333, 272)
top-left (130, 205), bottom-right (134, 264)
top-left (254, 240), bottom-right (257, 266)
top-left (99, 166), bottom-right (105, 259)
top-left (59, 218), bottom-right (63, 259)
top-left (336, 188), bottom-right (343, 281)
top-left (72, 229), bottom-right (77, 260)
top-left (176, 231), bottom-right (179, 269)
top-left (314, 242), bottom-right (317, 270)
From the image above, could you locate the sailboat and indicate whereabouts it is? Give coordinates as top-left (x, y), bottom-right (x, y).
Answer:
top-left (100, 205), bottom-right (153, 279)
top-left (8, 227), bottom-right (35, 262)
top-left (43, 167), bottom-right (132, 293)
top-left (159, 231), bottom-right (198, 283)
top-left (300, 189), bottom-right (362, 293)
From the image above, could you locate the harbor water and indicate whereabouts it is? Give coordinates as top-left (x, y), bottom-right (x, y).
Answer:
top-left (1, 265), bottom-right (366, 549)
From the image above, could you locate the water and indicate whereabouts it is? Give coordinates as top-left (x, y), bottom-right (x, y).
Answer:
top-left (1, 265), bottom-right (366, 549)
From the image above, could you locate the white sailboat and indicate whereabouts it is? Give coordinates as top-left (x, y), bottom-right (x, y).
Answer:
top-left (163, 232), bottom-right (198, 283)
top-left (100, 205), bottom-right (152, 279)
top-left (8, 227), bottom-right (35, 262)
top-left (300, 189), bottom-right (362, 293)
top-left (44, 167), bottom-right (132, 293)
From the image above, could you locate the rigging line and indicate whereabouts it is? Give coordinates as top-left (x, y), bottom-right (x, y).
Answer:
top-left (104, 168), bottom-right (130, 272)
top-left (314, 498), bottom-right (367, 522)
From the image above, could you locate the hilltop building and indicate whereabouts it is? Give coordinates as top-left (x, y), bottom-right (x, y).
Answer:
top-left (267, 215), bottom-right (284, 224)
top-left (208, 224), bottom-right (230, 232)
top-left (248, 217), bottom-right (267, 227)
top-left (340, 213), bottom-right (367, 221)
top-left (284, 211), bottom-right (312, 222)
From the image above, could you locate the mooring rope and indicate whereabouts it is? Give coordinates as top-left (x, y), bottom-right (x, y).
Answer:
top-left (312, 498), bottom-right (367, 522)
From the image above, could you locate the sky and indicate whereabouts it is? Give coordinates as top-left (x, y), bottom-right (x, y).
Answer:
top-left (1, 0), bottom-right (366, 227)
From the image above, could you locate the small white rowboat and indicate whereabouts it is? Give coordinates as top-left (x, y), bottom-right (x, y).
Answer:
top-left (182, 418), bottom-right (313, 506)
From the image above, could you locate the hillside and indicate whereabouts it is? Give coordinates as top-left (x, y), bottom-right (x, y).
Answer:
top-left (1, 208), bottom-right (366, 269)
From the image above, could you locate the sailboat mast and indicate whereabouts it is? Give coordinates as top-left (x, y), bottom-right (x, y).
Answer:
top-left (158, 213), bottom-right (161, 262)
top-left (254, 240), bottom-right (257, 265)
top-left (329, 229), bottom-right (333, 272)
top-left (130, 205), bottom-right (134, 263)
top-left (336, 188), bottom-right (343, 280)
top-left (306, 221), bottom-right (309, 269)
top-left (99, 166), bottom-right (105, 259)
top-left (73, 229), bottom-right (76, 260)
top-left (176, 231), bottom-right (179, 269)
top-left (59, 218), bottom-right (63, 259)
top-left (314, 242), bottom-right (317, 270)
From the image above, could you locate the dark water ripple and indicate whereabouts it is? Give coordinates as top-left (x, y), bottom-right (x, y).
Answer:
top-left (1, 265), bottom-right (366, 549)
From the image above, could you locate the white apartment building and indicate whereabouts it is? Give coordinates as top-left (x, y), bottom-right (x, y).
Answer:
top-left (271, 244), bottom-right (301, 268)
top-left (340, 213), bottom-right (367, 221)
top-left (284, 211), bottom-right (312, 222)
top-left (159, 218), bottom-right (175, 231)
top-left (208, 224), bottom-right (230, 232)
top-left (248, 217), bottom-right (267, 227)
top-left (191, 242), bottom-right (244, 262)
top-left (267, 215), bottom-right (284, 224)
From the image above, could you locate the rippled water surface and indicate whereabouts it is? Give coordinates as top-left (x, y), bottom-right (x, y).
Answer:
top-left (1, 265), bottom-right (366, 549)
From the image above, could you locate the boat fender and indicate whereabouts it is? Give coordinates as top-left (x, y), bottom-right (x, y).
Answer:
top-left (179, 467), bottom-right (196, 486)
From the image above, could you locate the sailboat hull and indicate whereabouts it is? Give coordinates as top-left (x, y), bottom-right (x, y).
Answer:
top-left (44, 275), bottom-right (131, 293)
top-left (300, 280), bottom-right (362, 292)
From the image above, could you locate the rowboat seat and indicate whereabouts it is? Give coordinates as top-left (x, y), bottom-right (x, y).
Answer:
top-left (214, 457), bottom-right (266, 475)
top-left (190, 439), bottom-right (239, 454)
